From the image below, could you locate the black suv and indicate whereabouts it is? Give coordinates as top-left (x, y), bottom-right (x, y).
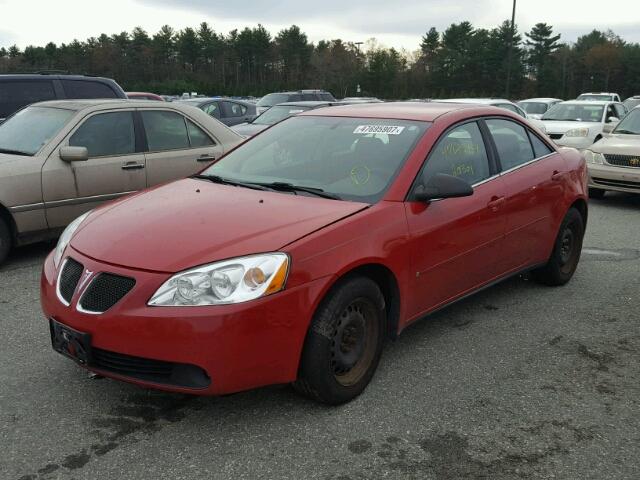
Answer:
top-left (0, 74), bottom-right (126, 122)
top-left (256, 90), bottom-right (335, 113)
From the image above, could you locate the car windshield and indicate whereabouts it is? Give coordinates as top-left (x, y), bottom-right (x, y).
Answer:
top-left (252, 105), bottom-right (312, 126)
top-left (0, 106), bottom-right (74, 155)
top-left (577, 94), bottom-right (612, 101)
top-left (542, 104), bottom-right (604, 122)
top-left (256, 94), bottom-right (290, 108)
top-left (613, 108), bottom-right (640, 135)
top-left (519, 102), bottom-right (548, 115)
top-left (204, 116), bottom-right (429, 203)
top-left (623, 98), bottom-right (640, 110)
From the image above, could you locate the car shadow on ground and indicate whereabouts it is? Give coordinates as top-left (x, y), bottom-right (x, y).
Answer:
top-left (589, 191), bottom-right (640, 209)
top-left (0, 241), bottom-right (54, 273)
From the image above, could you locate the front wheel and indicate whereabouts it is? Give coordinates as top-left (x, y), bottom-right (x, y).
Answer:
top-left (532, 207), bottom-right (584, 286)
top-left (0, 217), bottom-right (11, 265)
top-left (294, 276), bottom-right (386, 405)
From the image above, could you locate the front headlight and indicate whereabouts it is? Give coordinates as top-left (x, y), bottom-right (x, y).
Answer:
top-left (564, 128), bottom-right (589, 138)
top-left (148, 253), bottom-right (290, 306)
top-left (53, 212), bottom-right (91, 268)
top-left (583, 150), bottom-right (604, 164)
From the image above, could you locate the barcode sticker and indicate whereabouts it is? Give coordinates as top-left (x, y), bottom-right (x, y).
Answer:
top-left (354, 125), bottom-right (405, 135)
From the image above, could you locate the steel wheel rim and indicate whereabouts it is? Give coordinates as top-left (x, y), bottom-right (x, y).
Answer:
top-left (559, 222), bottom-right (580, 274)
top-left (330, 298), bottom-right (379, 387)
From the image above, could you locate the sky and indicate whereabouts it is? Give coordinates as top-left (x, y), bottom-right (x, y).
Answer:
top-left (1, 0), bottom-right (639, 51)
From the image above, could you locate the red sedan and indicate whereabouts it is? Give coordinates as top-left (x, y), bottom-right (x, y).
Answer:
top-left (41, 103), bottom-right (588, 404)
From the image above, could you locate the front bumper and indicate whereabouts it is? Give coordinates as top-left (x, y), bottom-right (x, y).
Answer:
top-left (41, 247), bottom-right (332, 395)
top-left (587, 163), bottom-right (640, 193)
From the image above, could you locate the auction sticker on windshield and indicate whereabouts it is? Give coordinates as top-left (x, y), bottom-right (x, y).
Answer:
top-left (354, 125), bottom-right (405, 135)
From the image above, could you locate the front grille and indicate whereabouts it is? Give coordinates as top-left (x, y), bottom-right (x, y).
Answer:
top-left (58, 258), bottom-right (84, 304)
top-left (592, 177), bottom-right (640, 189)
top-left (549, 133), bottom-right (563, 140)
top-left (604, 153), bottom-right (640, 168)
top-left (79, 273), bottom-right (135, 313)
top-left (92, 347), bottom-right (210, 389)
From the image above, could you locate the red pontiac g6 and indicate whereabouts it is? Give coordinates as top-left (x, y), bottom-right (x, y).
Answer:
top-left (41, 103), bottom-right (588, 404)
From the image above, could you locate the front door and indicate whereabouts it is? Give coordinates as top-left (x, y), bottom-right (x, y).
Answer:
top-left (42, 110), bottom-right (146, 229)
top-left (140, 109), bottom-right (223, 186)
top-left (404, 120), bottom-right (507, 318)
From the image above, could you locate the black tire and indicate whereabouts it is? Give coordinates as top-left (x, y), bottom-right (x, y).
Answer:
top-left (588, 188), bottom-right (605, 199)
top-left (0, 217), bottom-right (11, 265)
top-left (293, 276), bottom-right (386, 405)
top-left (532, 207), bottom-right (584, 286)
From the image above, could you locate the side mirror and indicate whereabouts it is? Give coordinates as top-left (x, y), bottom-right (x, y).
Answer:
top-left (60, 146), bottom-right (89, 162)
top-left (413, 173), bottom-right (474, 202)
top-left (607, 116), bottom-right (619, 124)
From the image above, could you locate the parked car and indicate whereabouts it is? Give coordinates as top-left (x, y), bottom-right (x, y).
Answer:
top-left (439, 98), bottom-right (528, 118)
top-left (583, 106), bottom-right (640, 198)
top-left (577, 92), bottom-right (621, 102)
top-left (517, 98), bottom-right (562, 119)
top-left (41, 102), bottom-right (587, 404)
top-left (231, 101), bottom-right (341, 137)
top-left (623, 96), bottom-right (640, 111)
top-left (0, 74), bottom-right (126, 123)
top-left (540, 100), bottom-right (627, 149)
top-left (126, 92), bottom-right (164, 101)
top-left (256, 90), bottom-right (336, 114)
top-left (0, 99), bottom-right (243, 263)
top-left (177, 97), bottom-right (257, 126)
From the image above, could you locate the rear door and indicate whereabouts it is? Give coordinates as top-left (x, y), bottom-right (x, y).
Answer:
top-left (405, 120), bottom-right (507, 317)
top-left (141, 109), bottom-right (223, 186)
top-left (42, 109), bottom-right (146, 228)
top-left (484, 117), bottom-right (566, 272)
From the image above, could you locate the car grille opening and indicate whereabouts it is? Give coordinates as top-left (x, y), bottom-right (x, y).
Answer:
top-left (592, 177), bottom-right (640, 189)
top-left (604, 154), bottom-right (640, 168)
top-left (548, 133), bottom-right (563, 140)
top-left (58, 258), bottom-right (84, 304)
top-left (91, 347), bottom-right (210, 389)
top-left (79, 273), bottom-right (135, 313)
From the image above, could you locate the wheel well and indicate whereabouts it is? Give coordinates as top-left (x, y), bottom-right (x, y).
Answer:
top-left (570, 198), bottom-right (588, 228)
top-left (341, 263), bottom-right (401, 340)
top-left (0, 203), bottom-right (16, 244)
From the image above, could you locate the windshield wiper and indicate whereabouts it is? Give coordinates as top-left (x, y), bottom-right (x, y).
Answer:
top-left (254, 182), bottom-right (342, 200)
top-left (191, 174), bottom-right (270, 191)
top-left (0, 148), bottom-right (31, 156)
top-left (613, 129), bottom-right (638, 135)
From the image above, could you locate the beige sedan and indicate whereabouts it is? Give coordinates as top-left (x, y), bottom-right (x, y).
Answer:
top-left (0, 99), bottom-right (243, 263)
top-left (584, 106), bottom-right (640, 198)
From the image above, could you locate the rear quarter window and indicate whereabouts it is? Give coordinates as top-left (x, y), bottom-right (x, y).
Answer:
top-left (0, 80), bottom-right (56, 118)
top-left (61, 80), bottom-right (118, 99)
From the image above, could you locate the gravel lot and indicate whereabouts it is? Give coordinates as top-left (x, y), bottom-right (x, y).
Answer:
top-left (1, 193), bottom-right (639, 480)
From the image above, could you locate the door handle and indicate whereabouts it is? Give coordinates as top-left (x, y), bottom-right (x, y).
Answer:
top-left (551, 170), bottom-right (563, 181)
top-left (197, 155), bottom-right (216, 162)
top-left (487, 196), bottom-right (505, 212)
top-left (121, 162), bottom-right (145, 170)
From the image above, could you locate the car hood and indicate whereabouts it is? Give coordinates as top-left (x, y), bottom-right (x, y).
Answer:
top-left (0, 152), bottom-right (30, 168)
top-left (541, 121), bottom-right (599, 134)
top-left (70, 178), bottom-right (368, 272)
top-left (591, 134), bottom-right (640, 154)
top-left (230, 123), bottom-right (268, 137)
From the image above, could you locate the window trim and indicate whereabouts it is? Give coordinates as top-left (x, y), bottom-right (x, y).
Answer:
top-left (406, 118), bottom-right (497, 201)
top-left (139, 109), bottom-right (193, 154)
top-left (66, 109), bottom-right (139, 159)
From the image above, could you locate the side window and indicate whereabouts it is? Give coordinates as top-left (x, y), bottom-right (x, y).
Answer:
top-left (318, 93), bottom-right (334, 101)
top-left (201, 102), bottom-right (220, 119)
top-left (141, 110), bottom-right (190, 151)
top-left (0, 81), bottom-right (56, 118)
top-left (69, 111), bottom-right (135, 157)
top-left (613, 104), bottom-right (626, 118)
top-left (61, 80), bottom-right (118, 99)
top-left (422, 122), bottom-right (491, 185)
top-left (486, 119), bottom-right (535, 170)
top-left (186, 119), bottom-right (215, 147)
top-left (302, 93), bottom-right (316, 101)
top-left (288, 94), bottom-right (303, 102)
top-left (222, 102), bottom-right (247, 117)
top-left (528, 132), bottom-right (553, 158)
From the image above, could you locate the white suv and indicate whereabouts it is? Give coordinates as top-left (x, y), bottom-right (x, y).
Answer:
top-left (577, 92), bottom-right (621, 102)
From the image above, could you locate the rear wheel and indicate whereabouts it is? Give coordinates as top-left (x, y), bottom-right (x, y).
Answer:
top-left (588, 188), bottom-right (605, 199)
top-left (532, 207), bottom-right (584, 286)
top-left (294, 276), bottom-right (386, 405)
top-left (0, 217), bottom-right (11, 265)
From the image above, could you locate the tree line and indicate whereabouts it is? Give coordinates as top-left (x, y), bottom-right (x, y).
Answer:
top-left (1, 21), bottom-right (639, 100)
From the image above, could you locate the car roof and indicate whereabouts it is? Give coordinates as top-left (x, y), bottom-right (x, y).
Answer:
top-left (28, 98), bottom-right (195, 111)
top-left (299, 101), bottom-right (494, 122)
top-left (558, 100), bottom-right (610, 106)
top-left (519, 98), bottom-right (561, 103)
top-left (0, 73), bottom-right (115, 81)
top-left (438, 98), bottom-right (515, 105)
top-left (274, 101), bottom-right (335, 107)
top-left (578, 92), bottom-right (616, 95)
